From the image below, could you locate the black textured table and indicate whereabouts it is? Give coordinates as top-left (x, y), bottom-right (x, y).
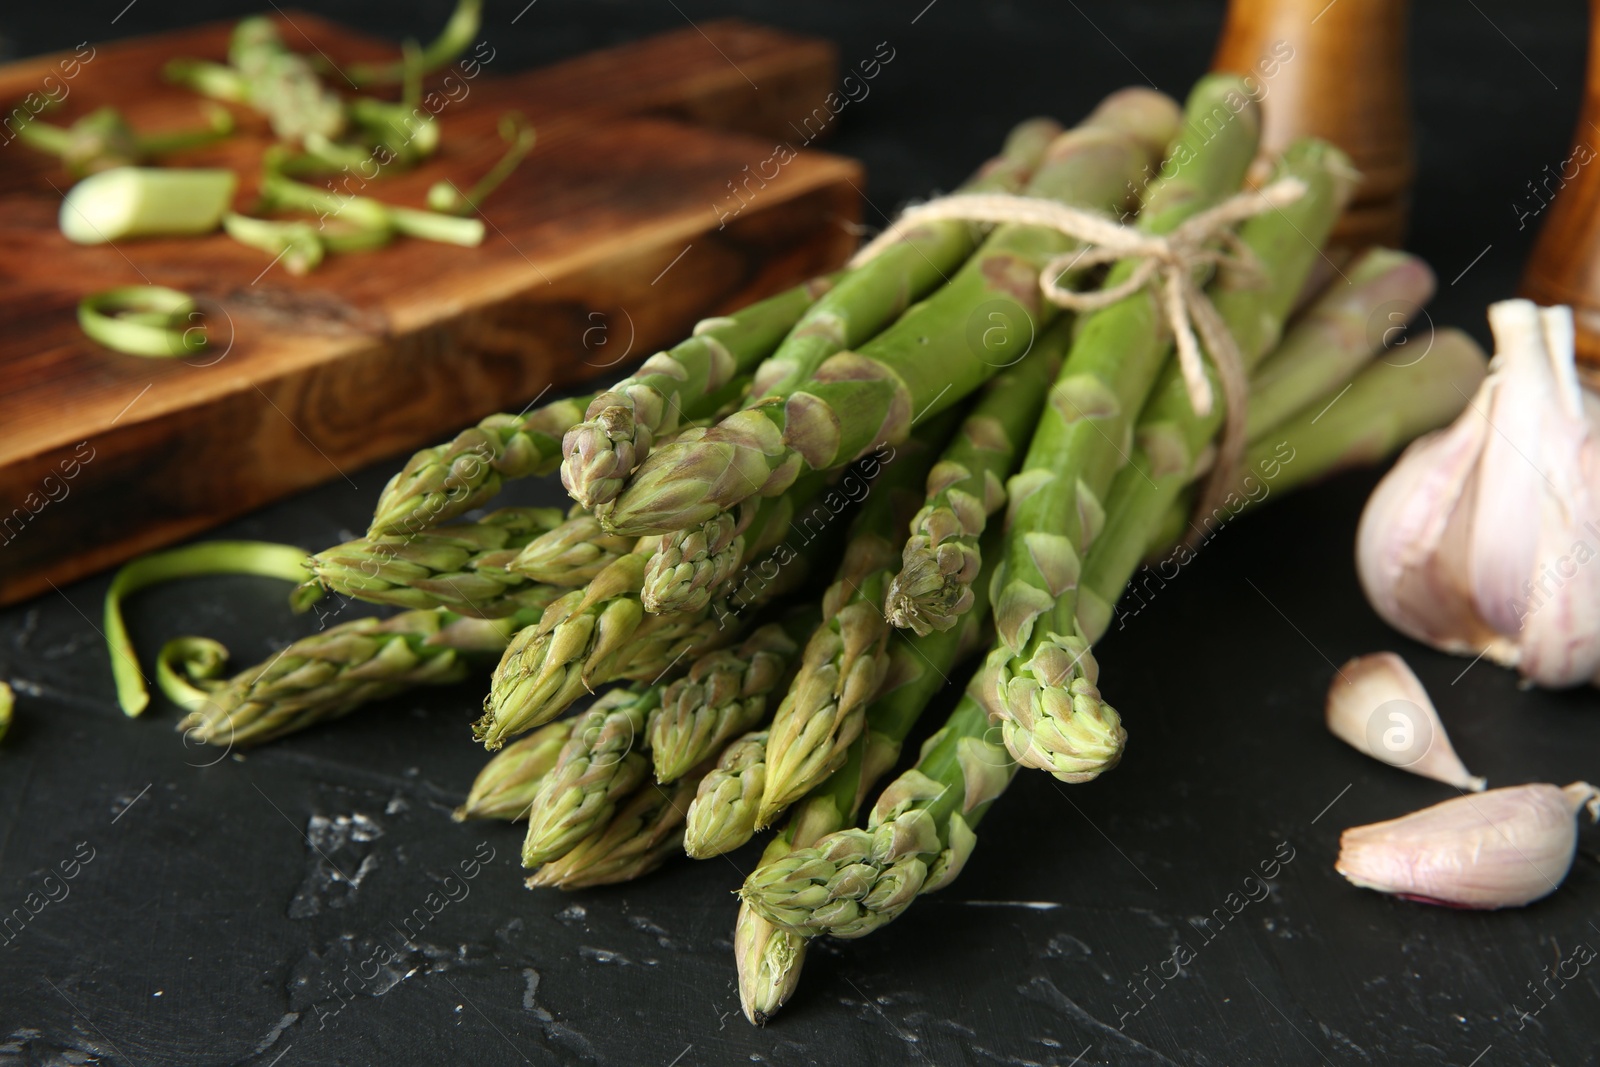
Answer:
top-left (3, 3), bottom-right (1598, 1065)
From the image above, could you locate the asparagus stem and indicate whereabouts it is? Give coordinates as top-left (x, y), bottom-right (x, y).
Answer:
top-left (560, 278), bottom-right (835, 511)
top-left (757, 406), bottom-right (965, 825)
top-left (649, 611), bottom-right (814, 783)
top-left (991, 124), bottom-right (1352, 782)
top-left (180, 606), bottom-right (533, 748)
top-left (428, 112), bottom-right (536, 215)
top-left (307, 507), bottom-right (565, 617)
top-left (602, 100), bottom-right (1173, 537)
top-left (745, 116), bottom-right (1064, 410)
top-left (521, 686), bottom-right (660, 865)
top-left (343, 0), bottom-right (483, 86)
top-left (1245, 248), bottom-right (1435, 440)
top-left (455, 719), bottom-right (575, 821)
top-left (60, 167), bottom-right (237, 244)
top-left (884, 326), bottom-right (1067, 635)
top-left (103, 541), bottom-right (314, 717)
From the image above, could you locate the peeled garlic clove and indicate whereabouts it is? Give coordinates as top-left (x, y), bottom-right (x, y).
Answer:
top-left (1356, 394), bottom-right (1500, 656)
top-left (1336, 782), bottom-right (1600, 909)
top-left (1326, 652), bottom-right (1485, 791)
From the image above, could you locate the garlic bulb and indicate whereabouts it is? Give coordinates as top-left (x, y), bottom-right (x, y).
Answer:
top-left (1326, 652), bottom-right (1485, 791)
top-left (1336, 782), bottom-right (1599, 909)
top-left (1357, 301), bottom-right (1600, 687)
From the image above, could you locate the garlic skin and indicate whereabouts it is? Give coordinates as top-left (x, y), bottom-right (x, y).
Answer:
top-left (1326, 652), bottom-right (1485, 791)
top-left (1336, 782), bottom-right (1599, 909)
top-left (1356, 300), bottom-right (1600, 687)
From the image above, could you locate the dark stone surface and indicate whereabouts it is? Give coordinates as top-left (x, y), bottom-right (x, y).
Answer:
top-left (2, 2), bottom-right (1598, 1065)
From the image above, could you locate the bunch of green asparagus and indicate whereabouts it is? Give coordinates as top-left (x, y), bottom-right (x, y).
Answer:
top-left (125, 76), bottom-right (1486, 1023)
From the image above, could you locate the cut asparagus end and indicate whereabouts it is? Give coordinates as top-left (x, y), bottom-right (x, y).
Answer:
top-left (60, 166), bottom-right (236, 244)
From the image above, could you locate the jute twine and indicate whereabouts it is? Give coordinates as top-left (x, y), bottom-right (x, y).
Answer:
top-left (848, 177), bottom-right (1307, 541)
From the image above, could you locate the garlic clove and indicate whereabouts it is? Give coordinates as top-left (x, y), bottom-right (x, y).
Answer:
top-left (1468, 302), bottom-right (1552, 637)
top-left (1511, 305), bottom-right (1600, 686)
top-left (1326, 652), bottom-right (1485, 791)
top-left (1336, 782), bottom-right (1600, 909)
top-left (1356, 388), bottom-right (1501, 656)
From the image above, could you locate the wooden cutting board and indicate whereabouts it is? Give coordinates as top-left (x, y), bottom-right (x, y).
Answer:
top-left (0, 14), bottom-right (862, 606)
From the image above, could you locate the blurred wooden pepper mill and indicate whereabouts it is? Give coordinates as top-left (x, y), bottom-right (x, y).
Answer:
top-left (1519, 0), bottom-right (1600, 367)
top-left (1211, 0), bottom-right (1415, 249)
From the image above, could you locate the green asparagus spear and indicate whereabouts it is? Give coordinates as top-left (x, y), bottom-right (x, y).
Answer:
top-left (454, 719), bottom-right (575, 821)
top-left (521, 685), bottom-right (659, 865)
top-left (737, 523), bottom-right (1001, 1022)
top-left (757, 405), bottom-right (965, 825)
top-left (602, 101), bottom-right (1174, 537)
top-left (683, 729), bottom-right (770, 857)
top-left (559, 277), bottom-right (835, 510)
top-left (307, 507), bottom-right (564, 616)
top-left (374, 280), bottom-right (828, 537)
top-left (884, 328), bottom-right (1065, 635)
top-left (526, 775), bottom-right (701, 890)
top-left (649, 611), bottom-right (814, 783)
top-left (510, 507), bottom-right (640, 587)
top-left (181, 606), bottom-right (538, 747)
top-left (737, 328), bottom-right (1484, 940)
top-left (369, 392), bottom-right (594, 538)
top-left (985, 125), bottom-right (1350, 783)
top-left (1244, 247), bottom-right (1435, 440)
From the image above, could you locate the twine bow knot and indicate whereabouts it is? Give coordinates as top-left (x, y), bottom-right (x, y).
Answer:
top-left (847, 176), bottom-right (1309, 538)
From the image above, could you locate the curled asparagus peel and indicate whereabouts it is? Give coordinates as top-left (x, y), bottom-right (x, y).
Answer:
top-left (307, 507), bottom-right (565, 617)
top-left (560, 278), bottom-right (832, 511)
top-left (521, 686), bottom-right (659, 866)
top-left (648, 612), bottom-right (813, 783)
top-left (15, 103), bottom-right (233, 176)
top-left (181, 606), bottom-right (534, 748)
top-left (103, 541), bottom-right (316, 717)
top-left (885, 327), bottom-right (1065, 635)
top-left (428, 111), bottom-right (536, 215)
top-left (455, 719), bottom-right (575, 821)
top-left (343, 0), bottom-right (483, 87)
top-left (602, 99), bottom-right (1168, 537)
